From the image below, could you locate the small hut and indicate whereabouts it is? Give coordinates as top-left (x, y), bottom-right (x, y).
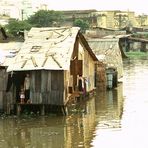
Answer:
top-left (87, 38), bottom-right (124, 88)
top-left (6, 27), bottom-right (98, 115)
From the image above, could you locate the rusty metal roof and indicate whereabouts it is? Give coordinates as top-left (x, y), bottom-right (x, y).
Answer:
top-left (87, 38), bottom-right (123, 78)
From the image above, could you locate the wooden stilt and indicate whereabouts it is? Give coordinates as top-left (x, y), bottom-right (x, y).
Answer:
top-left (6, 103), bottom-right (10, 115)
top-left (17, 104), bottom-right (21, 116)
top-left (41, 105), bottom-right (45, 116)
top-left (61, 106), bottom-right (67, 116)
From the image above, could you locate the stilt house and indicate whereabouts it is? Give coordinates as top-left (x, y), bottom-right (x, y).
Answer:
top-left (87, 38), bottom-right (124, 79)
top-left (7, 27), bottom-right (98, 110)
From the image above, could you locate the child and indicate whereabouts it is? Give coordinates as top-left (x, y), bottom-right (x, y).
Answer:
top-left (20, 88), bottom-right (25, 104)
top-left (24, 73), bottom-right (30, 103)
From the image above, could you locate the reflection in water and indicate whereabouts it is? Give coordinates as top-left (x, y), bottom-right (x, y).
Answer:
top-left (0, 83), bottom-right (123, 148)
top-left (0, 83), bottom-right (124, 148)
top-left (94, 83), bottom-right (124, 130)
top-left (0, 116), bottom-right (66, 148)
top-left (92, 59), bottom-right (148, 148)
top-left (5, 59), bottom-right (148, 148)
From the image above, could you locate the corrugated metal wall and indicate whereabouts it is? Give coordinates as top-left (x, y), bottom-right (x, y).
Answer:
top-left (30, 70), bottom-right (64, 105)
top-left (0, 68), bottom-right (8, 111)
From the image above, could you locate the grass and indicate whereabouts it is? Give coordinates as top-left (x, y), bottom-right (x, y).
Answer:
top-left (125, 51), bottom-right (148, 59)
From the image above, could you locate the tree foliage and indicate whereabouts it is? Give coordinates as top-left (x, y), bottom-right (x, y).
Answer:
top-left (27, 10), bottom-right (63, 27)
top-left (5, 19), bottom-right (31, 36)
top-left (73, 19), bottom-right (89, 33)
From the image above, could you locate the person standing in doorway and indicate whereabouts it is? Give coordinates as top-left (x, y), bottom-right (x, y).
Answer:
top-left (24, 73), bottom-right (30, 103)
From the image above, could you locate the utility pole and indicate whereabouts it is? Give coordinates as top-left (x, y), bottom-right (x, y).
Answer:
top-left (21, 9), bottom-right (24, 21)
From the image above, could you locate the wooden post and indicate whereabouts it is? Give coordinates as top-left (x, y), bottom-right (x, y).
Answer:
top-left (6, 103), bottom-right (10, 115)
top-left (41, 105), bottom-right (45, 116)
top-left (61, 106), bottom-right (67, 116)
top-left (17, 104), bottom-right (21, 116)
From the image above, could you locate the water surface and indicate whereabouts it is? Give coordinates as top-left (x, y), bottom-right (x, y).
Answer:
top-left (0, 59), bottom-right (148, 148)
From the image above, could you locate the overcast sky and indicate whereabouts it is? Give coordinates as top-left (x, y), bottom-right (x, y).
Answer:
top-left (39, 0), bottom-right (148, 15)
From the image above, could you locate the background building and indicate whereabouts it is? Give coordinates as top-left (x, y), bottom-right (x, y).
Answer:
top-left (0, 0), bottom-right (48, 24)
top-left (0, 0), bottom-right (148, 30)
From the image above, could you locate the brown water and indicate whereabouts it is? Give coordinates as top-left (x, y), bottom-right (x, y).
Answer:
top-left (0, 59), bottom-right (148, 148)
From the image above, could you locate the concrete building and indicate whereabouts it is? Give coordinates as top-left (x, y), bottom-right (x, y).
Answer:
top-left (59, 10), bottom-right (147, 29)
top-left (1, 0), bottom-right (148, 30)
top-left (136, 14), bottom-right (148, 28)
top-left (90, 10), bottom-right (140, 29)
top-left (0, 0), bottom-right (48, 23)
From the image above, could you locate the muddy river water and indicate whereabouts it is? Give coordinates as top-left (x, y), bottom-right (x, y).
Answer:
top-left (0, 59), bottom-right (148, 148)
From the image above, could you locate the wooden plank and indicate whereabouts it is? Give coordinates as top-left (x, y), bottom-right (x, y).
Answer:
top-left (31, 56), bottom-right (38, 67)
top-left (49, 90), bottom-right (63, 105)
top-left (41, 92), bottom-right (47, 104)
top-left (70, 60), bottom-right (83, 75)
top-left (0, 91), bottom-right (3, 110)
top-left (41, 57), bottom-right (48, 67)
top-left (47, 92), bottom-right (50, 104)
top-left (35, 71), bottom-right (41, 92)
top-left (21, 60), bottom-right (27, 68)
top-left (51, 71), bottom-right (64, 91)
top-left (0, 77), bottom-right (3, 90)
top-left (47, 71), bottom-right (51, 92)
top-left (51, 55), bottom-right (62, 68)
top-left (41, 70), bottom-right (47, 92)
top-left (72, 36), bottom-right (79, 59)
top-left (70, 60), bottom-right (75, 75)
top-left (76, 60), bottom-right (83, 76)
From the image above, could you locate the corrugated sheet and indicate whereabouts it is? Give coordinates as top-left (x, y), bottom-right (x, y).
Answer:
top-left (0, 42), bottom-right (23, 51)
top-left (0, 42), bottom-right (23, 66)
top-left (7, 27), bottom-right (80, 72)
top-left (87, 38), bottom-right (123, 78)
top-left (103, 34), bottom-right (131, 39)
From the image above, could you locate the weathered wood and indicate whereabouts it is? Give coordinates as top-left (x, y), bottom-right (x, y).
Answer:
top-left (70, 60), bottom-right (83, 76)
top-left (51, 55), bottom-right (62, 68)
top-left (41, 70), bottom-right (47, 92)
top-left (0, 69), bottom-right (8, 91)
top-left (17, 104), bottom-right (21, 116)
top-left (41, 105), bottom-right (45, 115)
top-left (29, 70), bottom-right (64, 105)
top-left (41, 57), bottom-right (48, 67)
top-left (35, 71), bottom-right (41, 92)
top-left (31, 56), bottom-right (38, 67)
top-left (72, 36), bottom-right (79, 59)
top-left (47, 72), bottom-right (51, 92)
top-left (0, 91), bottom-right (3, 110)
top-left (30, 71), bottom-right (35, 92)
top-left (51, 71), bottom-right (64, 91)
top-left (21, 60), bottom-right (27, 68)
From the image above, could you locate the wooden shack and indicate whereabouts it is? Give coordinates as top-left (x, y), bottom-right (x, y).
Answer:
top-left (87, 38), bottom-right (124, 88)
top-left (7, 27), bottom-right (98, 115)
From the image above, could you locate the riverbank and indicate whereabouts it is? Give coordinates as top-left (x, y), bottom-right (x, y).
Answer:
top-left (125, 51), bottom-right (148, 59)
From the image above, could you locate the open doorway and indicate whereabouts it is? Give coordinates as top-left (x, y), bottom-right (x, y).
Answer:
top-left (7, 71), bottom-right (30, 103)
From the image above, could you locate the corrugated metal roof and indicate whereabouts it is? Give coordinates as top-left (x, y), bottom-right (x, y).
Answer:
top-left (87, 38), bottom-right (123, 78)
top-left (103, 34), bottom-right (131, 39)
top-left (0, 42), bottom-right (23, 51)
top-left (7, 27), bottom-right (81, 72)
top-left (0, 42), bottom-right (23, 66)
